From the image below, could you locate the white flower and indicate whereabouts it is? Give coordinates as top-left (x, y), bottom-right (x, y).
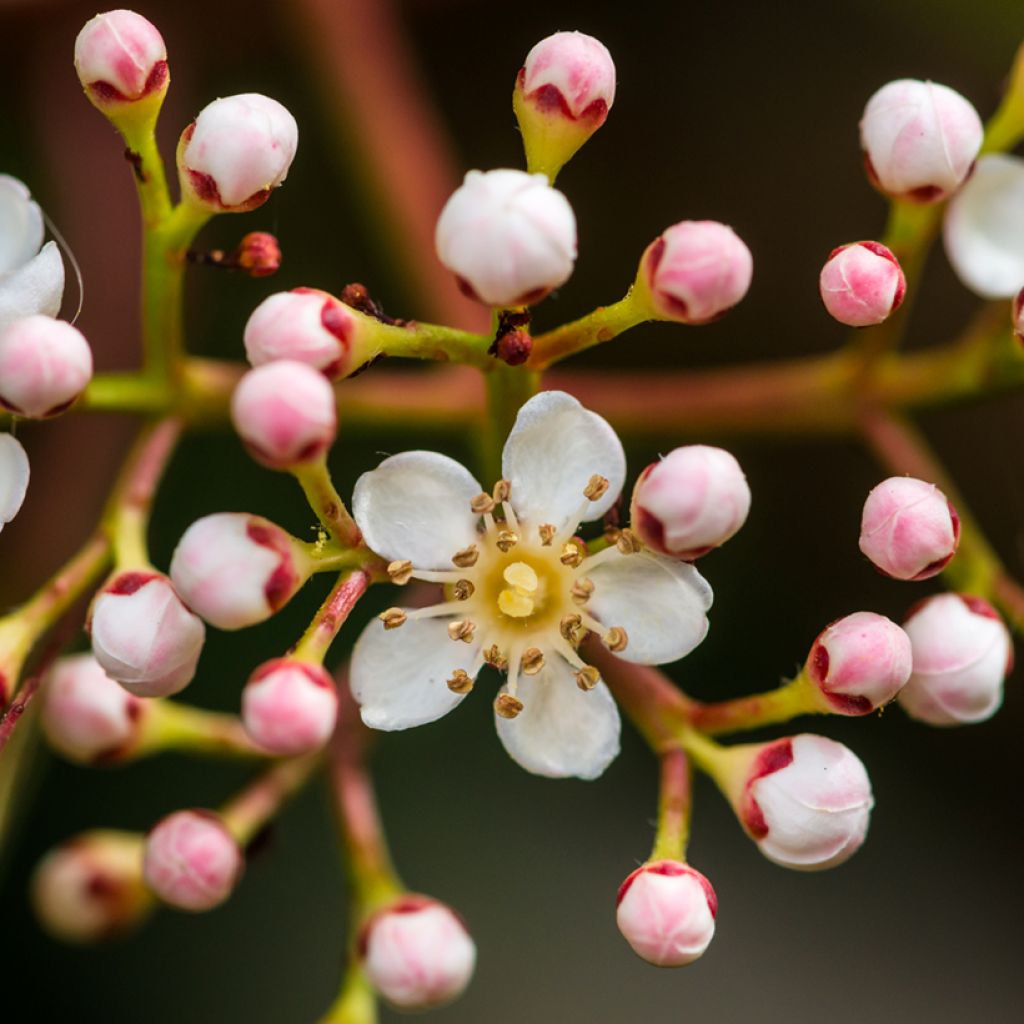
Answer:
top-left (349, 391), bottom-right (713, 780)
top-left (0, 175), bottom-right (65, 332)
top-left (1, 432), bottom-right (30, 533)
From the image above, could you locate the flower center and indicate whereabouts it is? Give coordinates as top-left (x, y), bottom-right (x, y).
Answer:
top-left (498, 561), bottom-right (541, 618)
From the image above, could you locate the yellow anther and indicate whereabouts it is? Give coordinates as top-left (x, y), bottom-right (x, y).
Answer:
top-left (560, 541), bottom-right (585, 568)
top-left (571, 578), bottom-right (595, 605)
top-left (452, 544), bottom-right (479, 568)
top-left (496, 529), bottom-right (519, 552)
top-left (483, 644), bottom-right (508, 670)
top-left (492, 479), bottom-right (512, 503)
top-left (498, 588), bottom-right (534, 618)
top-left (470, 492), bottom-right (496, 515)
top-left (387, 560), bottom-right (413, 585)
top-left (521, 647), bottom-right (545, 675)
top-left (584, 475), bottom-right (609, 501)
top-left (604, 626), bottom-right (629, 653)
top-left (453, 578), bottom-right (476, 600)
top-left (447, 619), bottom-right (477, 643)
top-left (538, 523), bottom-right (556, 546)
top-left (447, 669), bottom-right (474, 694)
top-left (495, 693), bottom-right (524, 719)
top-left (576, 665), bottom-right (601, 691)
top-left (616, 528), bottom-right (642, 554)
top-left (560, 613), bottom-right (584, 645)
top-left (379, 608), bottom-right (407, 630)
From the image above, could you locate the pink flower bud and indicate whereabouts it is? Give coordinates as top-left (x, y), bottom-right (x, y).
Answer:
top-left (359, 896), bottom-right (476, 1010)
top-left (231, 360), bottom-right (336, 469)
top-left (169, 513), bottom-right (309, 630)
top-left (859, 476), bottom-right (960, 581)
top-left (0, 315), bottom-right (93, 418)
top-left (74, 10), bottom-right (168, 108)
top-left (735, 735), bottom-right (873, 870)
top-left (638, 220), bottom-right (753, 324)
top-left (899, 594), bottom-right (1012, 726)
top-left (859, 79), bottom-right (982, 203)
top-left (805, 612), bottom-right (913, 714)
top-left (1, 432), bottom-right (29, 532)
top-left (616, 861), bottom-right (717, 967)
top-left (178, 93), bottom-right (298, 212)
top-left (41, 654), bottom-right (146, 762)
top-left (243, 288), bottom-right (367, 379)
top-left (435, 169), bottom-right (576, 307)
top-left (89, 572), bottom-right (205, 698)
top-left (241, 658), bottom-right (338, 755)
top-left (31, 831), bottom-right (149, 943)
top-left (630, 445), bottom-right (750, 559)
top-left (818, 241), bottom-right (906, 327)
top-left (143, 810), bottom-right (242, 912)
top-left (233, 231), bottom-right (281, 278)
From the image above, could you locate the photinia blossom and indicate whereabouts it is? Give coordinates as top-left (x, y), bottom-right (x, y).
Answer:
top-left (0, 432), bottom-right (30, 532)
top-left (349, 391), bottom-right (713, 780)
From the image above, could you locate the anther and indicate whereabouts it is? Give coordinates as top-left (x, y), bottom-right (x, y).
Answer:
top-left (452, 544), bottom-right (479, 568)
top-left (571, 578), bottom-right (595, 605)
top-left (453, 579), bottom-right (475, 601)
top-left (560, 613), bottom-right (585, 645)
top-left (447, 669), bottom-right (474, 694)
top-left (496, 530), bottom-right (519, 553)
top-left (584, 475), bottom-right (609, 502)
top-left (387, 560), bottom-right (413, 585)
top-left (379, 608), bottom-right (407, 630)
top-left (483, 644), bottom-right (508, 670)
top-left (604, 626), bottom-right (629, 653)
top-left (470, 492), bottom-right (496, 515)
top-left (495, 693), bottom-right (524, 719)
top-left (521, 647), bottom-right (545, 675)
top-left (560, 540), bottom-right (585, 568)
top-left (616, 528), bottom-right (642, 554)
top-left (538, 523), bottom-right (556, 546)
top-left (492, 479), bottom-right (512, 503)
top-left (576, 665), bottom-right (601, 691)
top-left (447, 620), bottom-right (477, 643)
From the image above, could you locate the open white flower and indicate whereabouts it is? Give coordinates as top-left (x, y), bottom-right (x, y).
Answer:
top-left (349, 391), bottom-right (713, 780)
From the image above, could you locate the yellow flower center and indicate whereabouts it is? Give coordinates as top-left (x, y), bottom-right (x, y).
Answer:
top-left (498, 561), bottom-right (540, 618)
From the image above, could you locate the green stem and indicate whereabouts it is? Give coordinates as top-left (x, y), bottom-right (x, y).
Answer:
top-left (480, 365), bottom-right (540, 482)
top-left (123, 121), bottom-right (173, 228)
top-left (650, 748), bottom-right (691, 863)
top-left (318, 964), bottom-right (378, 1024)
top-left (293, 458), bottom-right (362, 547)
top-left (689, 676), bottom-right (820, 736)
top-left (219, 754), bottom-right (321, 846)
top-left (134, 701), bottom-right (265, 760)
top-left (528, 291), bottom-right (647, 369)
top-left (981, 41), bottom-right (1024, 155)
top-left (374, 320), bottom-right (491, 369)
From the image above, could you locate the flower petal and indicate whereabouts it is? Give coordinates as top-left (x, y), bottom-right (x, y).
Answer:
top-left (501, 390), bottom-right (625, 531)
top-left (0, 175), bottom-right (44, 276)
top-left (943, 154), bottom-right (1024, 298)
top-left (0, 433), bottom-right (30, 531)
top-left (352, 451), bottom-right (483, 569)
top-left (495, 656), bottom-right (620, 779)
top-left (350, 613), bottom-right (480, 730)
top-left (586, 550), bottom-right (712, 664)
top-left (0, 242), bottom-right (65, 332)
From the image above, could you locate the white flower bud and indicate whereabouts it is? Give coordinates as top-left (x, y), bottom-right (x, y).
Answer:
top-left (435, 169), bottom-right (576, 306)
top-left (0, 432), bottom-right (29, 533)
top-left (74, 10), bottom-right (168, 109)
top-left (0, 315), bottom-right (92, 418)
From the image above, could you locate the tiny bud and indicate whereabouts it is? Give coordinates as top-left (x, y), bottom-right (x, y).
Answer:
top-left (170, 513), bottom-right (309, 630)
top-left (0, 315), bottom-right (93, 418)
top-left (0, 432), bottom-right (29, 532)
top-left (41, 654), bottom-right (146, 763)
top-left (492, 328), bottom-right (533, 366)
top-left (231, 360), bottom-right (337, 470)
top-left (177, 93), bottom-right (298, 212)
top-left (943, 154), bottom-right (1024, 298)
top-left (243, 288), bottom-right (370, 379)
top-left (74, 10), bottom-right (168, 110)
top-left (495, 693), bottom-right (524, 718)
top-left (144, 810), bottom-right (242, 912)
top-left (360, 895), bottom-right (476, 1010)
top-left (31, 831), bottom-right (150, 943)
top-left (435, 169), bottom-right (576, 307)
top-left (637, 221), bottom-right (753, 324)
top-left (89, 571), bottom-right (205, 697)
top-left (899, 594), bottom-right (1012, 726)
top-left (630, 446), bottom-right (750, 559)
top-left (859, 476), bottom-right (960, 580)
top-left (734, 735), bottom-right (873, 870)
top-left (819, 241), bottom-right (906, 327)
top-left (860, 79), bottom-right (983, 203)
top-left (805, 612), bottom-right (913, 714)
top-left (513, 31), bottom-right (615, 179)
top-left (616, 861), bottom-right (717, 967)
top-left (241, 658), bottom-right (338, 755)
top-left (232, 231), bottom-right (280, 277)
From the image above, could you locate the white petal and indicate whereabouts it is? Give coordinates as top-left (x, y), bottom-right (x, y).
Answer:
top-left (350, 613), bottom-right (480, 730)
top-left (0, 433), bottom-right (30, 530)
top-left (352, 451), bottom-right (482, 569)
top-left (0, 175), bottom-right (44, 276)
top-left (586, 550), bottom-right (712, 664)
top-left (495, 657), bottom-right (620, 779)
top-left (501, 390), bottom-right (625, 531)
top-left (943, 154), bottom-right (1024, 298)
top-left (0, 242), bottom-right (66, 331)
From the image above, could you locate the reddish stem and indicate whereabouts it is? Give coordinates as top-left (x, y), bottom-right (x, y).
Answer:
top-left (651, 748), bottom-right (691, 861)
top-left (295, 570), bottom-right (371, 663)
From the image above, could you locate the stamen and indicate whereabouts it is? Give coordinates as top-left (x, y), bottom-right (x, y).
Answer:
top-left (538, 523), bottom-right (556, 546)
top-left (506, 647), bottom-right (523, 697)
top-left (379, 608), bottom-right (407, 630)
top-left (571, 577), bottom-right (595, 605)
top-left (560, 540), bottom-right (585, 568)
top-left (492, 479), bottom-right (512, 503)
top-left (578, 546), bottom-right (622, 573)
top-left (453, 579), bottom-right (476, 600)
top-left (447, 620), bottom-right (477, 643)
top-left (603, 626), bottom-right (629, 653)
top-left (616, 528), bottom-right (642, 554)
top-left (496, 529), bottom-right (519, 553)
top-left (559, 613), bottom-right (585, 646)
top-left (447, 669), bottom-right (474, 694)
top-left (521, 647), bottom-right (545, 675)
top-left (501, 501), bottom-right (519, 530)
top-left (470, 492), bottom-right (496, 515)
top-left (584, 474), bottom-right (610, 502)
top-left (387, 560), bottom-right (413, 585)
top-left (576, 665), bottom-right (601, 691)
top-left (553, 638), bottom-right (586, 670)
top-left (483, 644), bottom-right (508, 670)
top-left (483, 511), bottom-right (496, 534)
top-left (452, 544), bottom-right (480, 568)
top-left (495, 693), bottom-right (524, 719)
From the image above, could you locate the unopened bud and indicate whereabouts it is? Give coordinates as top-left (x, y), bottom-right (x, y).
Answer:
top-left (435, 169), bottom-right (576, 307)
top-left (819, 241), bottom-right (906, 327)
top-left (232, 231), bottom-right (280, 277)
top-left (734, 735), bottom-right (873, 870)
top-left (170, 513), bottom-right (309, 630)
top-left (630, 445), bottom-right (750, 559)
top-left (860, 79), bottom-right (982, 203)
top-left (241, 658), bottom-right (338, 755)
top-left (143, 810), bottom-right (243, 912)
top-left (177, 93), bottom-right (298, 212)
top-left (859, 476), bottom-right (960, 580)
top-left (89, 571), bottom-right (205, 697)
top-left (41, 654), bottom-right (146, 762)
top-left (231, 360), bottom-right (337, 469)
top-left (359, 895), bottom-right (476, 1010)
top-left (513, 31), bottom-right (616, 179)
top-left (0, 432), bottom-right (29, 533)
top-left (899, 594), bottom-right (1012, 726)
top-left (493, 328), bottom-right (533, 366)
top-left (805, 612), bottom-right (913, 714)
top-left (0, 315), bottom-right (93, 418)
top-left (616, 860), bottom-right (717, 967)
top-left (636, 221), bottom-right (753, 325)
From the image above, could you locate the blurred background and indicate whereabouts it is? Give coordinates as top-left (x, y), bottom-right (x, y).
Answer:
top-left (2, 0), bottom-right (1023, 1021)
